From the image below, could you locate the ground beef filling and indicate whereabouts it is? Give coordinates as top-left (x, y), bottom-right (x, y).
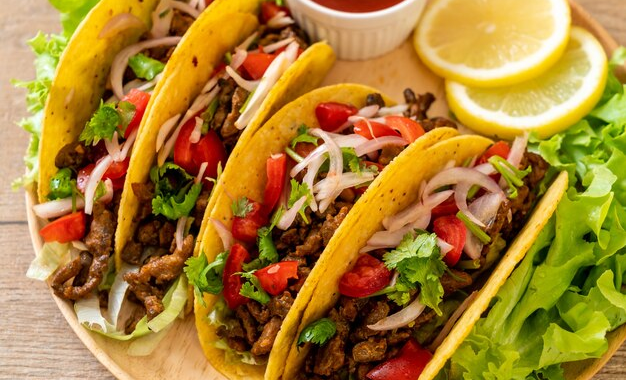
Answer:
top-left (301, 152), bottom-right (550, 379)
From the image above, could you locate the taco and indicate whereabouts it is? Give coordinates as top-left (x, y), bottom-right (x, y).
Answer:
top-left (30, 0), bottom-right (332, 342)
top-left (188, 83), bottom-right (461, 379)
top-left (282, 135), bottom-right (568, 380)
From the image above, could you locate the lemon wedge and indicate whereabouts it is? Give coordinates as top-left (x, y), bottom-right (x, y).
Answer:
top-left (446, 27), bottom-right (608, 139)
top-left (415, 0), bottom-right (571, 87)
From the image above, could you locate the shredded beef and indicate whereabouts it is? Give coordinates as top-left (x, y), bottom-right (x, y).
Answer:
top-left (169, 9), bottom-right (194, 37)
top-left (193, 190), bottom-right (210, 228)
top-left (54, 141), bottom-right (90, 171)
top-left (313, 310), bottom-right (350, 376)
top-left (236, 306), bottom-right (258, 345)
top-left (352, 338), bottom-right (387, 363)
top-left (403, 89), bottom-right (434, 121)
top-left (246, 302), bottom-right (270, 324)
top-left (51, 203), bottom-right (114, 300)
top-left (72, 252), bottom-right (93, 287)
top-left (321, 207), bottom-right (349, 246)
top-left (441, 269), bottom-right (473, 294)
top-left (295, 228), bottom-right (323, 256)
top-left (268, 291), bottom-right (294, 318)
top-left (251, 316), bottom-right (282, 356)
top-left (378, 145), bottom-right (404, 166)
top-left (366, 93), bottom-right (386, 108)
top-left (420, 116), bottom-right (458, 132)
top-left (132, 182), bottom-right (155, 203)
top-left (222, 86), bottom-right (249, 138)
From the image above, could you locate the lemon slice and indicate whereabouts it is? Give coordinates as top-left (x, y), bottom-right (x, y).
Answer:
top-left (446, 27), bottom-right (608, 139)
top-left (415, 0), bottom-right (571, 87)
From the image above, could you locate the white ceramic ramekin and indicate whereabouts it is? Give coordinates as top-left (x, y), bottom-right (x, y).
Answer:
top-left (286, 0), bottom-right (426, 61)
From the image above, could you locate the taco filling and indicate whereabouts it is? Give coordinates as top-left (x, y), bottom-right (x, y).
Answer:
top-left (296, 136), bottom-right (550, 380)
top-left (187, 89), bottom-right (458, 361)
top-left (119, 2), bottom-right (315, 330)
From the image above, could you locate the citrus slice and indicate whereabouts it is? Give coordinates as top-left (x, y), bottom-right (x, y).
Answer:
top-left (414, 0), bottom-right (571, 87)
top-left (446, 27), bottom-right (608, 139)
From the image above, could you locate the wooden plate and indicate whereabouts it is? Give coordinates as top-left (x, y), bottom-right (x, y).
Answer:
top-left (25, 1), bottom-right (624, 379)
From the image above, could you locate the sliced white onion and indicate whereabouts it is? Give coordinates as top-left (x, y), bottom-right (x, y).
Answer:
top-left (201, 75), bottom-right (220, 94)
top-left (354, 136), bottom-right (408, 157)
top-left (211, 218), bottom-right (233, 250)
top-left (71, 241), bottom-right (89, 252)
top-left (469, 192), bottom-right (505, 227)
top-left (134, 73), bottom-right (163, 93)
top-left (463, 229), bottom-right (483, 260)
top-left (474, 163), bottom-right (496, 176)
top-left (195, 162), bottom-right (208, 184)
top-left (310, 129), bottom-right (343, 213)
top-left (267, 12), bottom-right (295, 29)
top-left (111, 36), bottom-right (181, 100)
top-left (150, 0), bottom-right (175, 39)
top-left (277, 196), bottom-right (307, 230)
top-left (99, 13), bottom-right (145, 39)
top-left (383, 190), bottom-right (453, 231)
top-left (357, 105), bottom-right (380, 118)
top-left (237, 32), bottom-right (259, 51)
top-left (454, 181), bottom-right (484, 227)
top-left (235, 43), bottom-right (298, 130)
top-left (290, 134), bottom-right (368, 178)
top-left (169, 0), bottom-right (201, 18)
top-left (196, 0), bottom-right (207, 11)
top-left (260, 37), bottom-right (295, 54)
top-left (437, 238), bottom-right (454, 256)
top-left (378, 104), bottom-right (409, 116)
top-left (225, 65), bottom-right (260, 92)
top-left (500, 133), bottom-right (529, 188)
top-left (156, 113), bottom-right (181, 153)
top-left (230, 48), bottom-right (248, 71)
top-left (429, 292), bottom-right (478, 351)
top-left (314, 172), bottom-right (374, 199)
top-left (119, 128), bottom-right (138, 162)
top-left (365, 225), bottom-right (414, 252)
top-left (99, 179), bottom-right (115, 204)
top-left (33, 197), bottom-right (85, 219)
top-left (104, 132), bottom-right (122, 161)
top-left (302, 156), bottom-right (324, 212)
top-left (84, 156), bottom-right (114, 215)
top-left (368, 296), bottom-right (426, 331)
top-left (189, 117), bottom-right (203, 143)
top-left (175, 217), bottom-right (188, 251)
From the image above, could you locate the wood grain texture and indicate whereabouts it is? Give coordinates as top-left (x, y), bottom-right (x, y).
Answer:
top-left (1, 1), bottom-right (625, 379)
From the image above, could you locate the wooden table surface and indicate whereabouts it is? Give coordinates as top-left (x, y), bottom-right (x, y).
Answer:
top-left (1, 1), bottom-right (625, 379)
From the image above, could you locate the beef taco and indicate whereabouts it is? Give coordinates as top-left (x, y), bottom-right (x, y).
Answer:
top-left (283, 135), bottom-right (568, 380)
top-left (30, 0), bottom-right (332, 343)
top-left (188, 83), bottom-right (460, 378)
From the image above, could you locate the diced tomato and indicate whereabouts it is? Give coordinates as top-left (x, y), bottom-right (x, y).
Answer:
top-left (431, 195), bottom-right (458, 218)
top-left (104, 157), bottom-right (130, 180)
top-left (76, 164), bottom-right (94, 193)
top-left (120, 89), bottom-right (150, 138)
top-left (174, 117), bottom-right (227, 181)
top-left (232, 200), bottom-right (268, 244)
top-left (260, 1), bottom-right (290, 24)
top-left (339, 254), bottom-right (391, 298)
top-left (223, 244), bottom-right (251, 309)
top-left (353, 120), bottom-right (400, 140)
top-left (264, 154), bottom-right (287, 214)
top-left (254, 261), bottom-right (299, 296)
top-left (241, 53), bottom-right (276, 80)
top-left (39, 211), bottom-right (86, 243)
top-left (110, 175), bottom-right (126, 191)
top-left (315, 102), bottom-right (358, 132)
top-left (477, 141), bottom-right (510, 164)
top-left (433, 215), bottom-right (466, 267)
top-left (366, 338), bottom-right (433, 380)
top-left (213, 62), bottom-right (227, 77)
top-left (385, 116), bottom-right (425, 143)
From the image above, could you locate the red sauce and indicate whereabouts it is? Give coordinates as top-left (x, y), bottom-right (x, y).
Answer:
top-left (312, 0), bottom-right (405, 13)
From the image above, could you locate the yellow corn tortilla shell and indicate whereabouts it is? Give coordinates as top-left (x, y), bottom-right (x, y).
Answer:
top-left (194, 83), bottom-right (459, 380)
top-left (280, 137), bottom-right (567, 380)
top-left (114, 0), bottom-right (336, 271)
top-left (38, 0), bottom-right (160, 202)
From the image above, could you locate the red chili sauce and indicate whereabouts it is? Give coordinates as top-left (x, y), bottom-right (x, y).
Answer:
top-left (312, 0), bottom-right (405, 13)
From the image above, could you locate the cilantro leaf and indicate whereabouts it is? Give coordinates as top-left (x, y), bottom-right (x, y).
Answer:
top-left (48, 168), bottom-right (74, 200)
top-left (185, 252), bottom-right (228, 307)
top-left (257, 226), bottom-right (279, 264)
top-left (231, 197), bottom-right (254, 217)
top-left (239, 272), bottom-right (270, 304)
top-left (297, 318), bottom-right (337, 346)
top-left (288, 180), bottom-right (313, 223)
top-left (319, 147), bottom-right (364, 173)
top-left (150, 162), bottom-right (201, 220)
top-left (383, 232), bottom-right (446, 314)
top-left (290, 125), bottom-right (319, 148)
top-left (128, 53), bottom-right (166, 81)
top-left (79, 101), bottom-right (121, 145)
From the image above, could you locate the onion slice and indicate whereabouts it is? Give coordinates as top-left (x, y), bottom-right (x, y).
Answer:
top-left (211, 218), bottom-right (233, 250)
top-left (84, 156), bottom-right (114, 215)
top-left (277, 196), bottom-right (307, 230)
top-left (175, 217), bottom-right (187, 251)
top-left (260, 37), bottom-right (295, 54)
top-left (378, 104), bottom-right (409, 116)
top-left (169, 0), bottom-right (201, 18)
top-left (104, 132), bottom-right (122, 161)
top-left (195, 162), bottom-right (208, 184)
top-left (156, 113), bottom-right (182, 153)
top-left (354, 136), bottom-right (408, 157)
top-left (189, 117), bottom-right (203, 143)
top-left (368, 296), bottom-right (427, 331)
top-left (429, 292), bottom-right (478, 351)
top-left (33, 197), bottom-right (86, 219)
top-left (225, 66), bottom-right (260, 92)
top-left (357, 105), bottom-right (380, 118)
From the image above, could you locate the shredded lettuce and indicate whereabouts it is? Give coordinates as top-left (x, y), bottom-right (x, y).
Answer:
top-left (13, 0), bottom-right (100, 189)
top-left (214, 339), bottom-right (266, 365)
top-left (26, 241), bottom-right (71, 280)
top-left (444, 50), bottom-right (626, 379)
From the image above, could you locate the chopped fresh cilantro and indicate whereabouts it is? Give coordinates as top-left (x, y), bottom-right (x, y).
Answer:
top-left (297, 318), bottom-right (336, 346)
top-left (319, 147), bottom-right (365, 174)
top-left (456, 211), bottom-right (491, 244)
top-left (239, 272), bottom-right (270, 304)
top-left (288, 180), bottom-right (313, 223)
top-left (231, 197), bottom-right (254, 218)
top-left (488, 155), bottom-right (532, 199)
top-left (201, 97), bottom-right (219, 133)
top-left (185, 252), bottom-right (228, 307)
top-left (79, 101), bottom-right (121, 145)
top-left (128, 53), bottom-right (166, 81)
top-left (48, 168), bottom-right (74, 200)
top-left (290, 125), bottom-right (319, 148)
top-left (285, 147), bottom-right (304, 163)
top-left (257, 226), bottom-right (279, 264)
top-left (383, 231), bottom-right (446, 314)
top-left (150, 162), bottom-right (201, 220)
top-left (224, 51), bottom-right (232, 65)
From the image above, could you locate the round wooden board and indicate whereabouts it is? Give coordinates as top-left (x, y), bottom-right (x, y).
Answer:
top-left (25, 1), bottom-right (624, 379)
